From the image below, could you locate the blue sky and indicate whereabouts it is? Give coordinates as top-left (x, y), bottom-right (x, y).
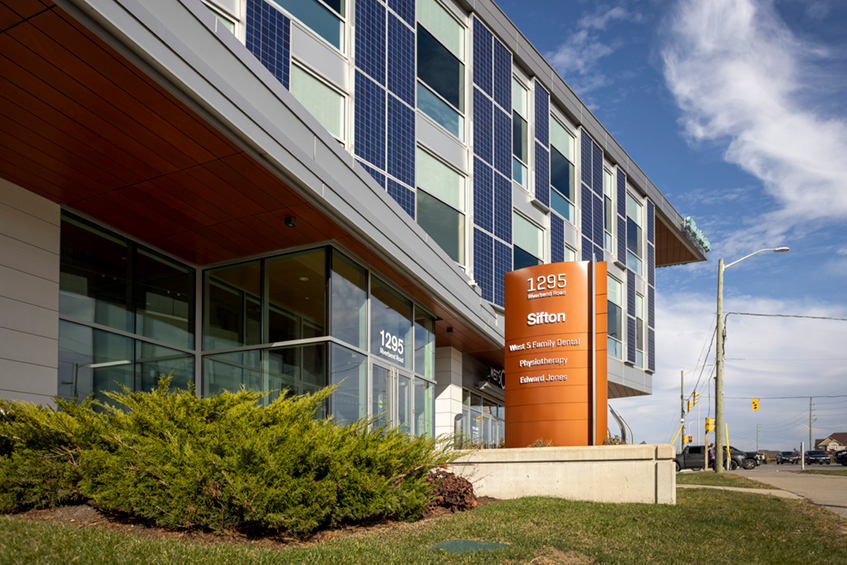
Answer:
top-left (495, 0), bottom-right (847, 451)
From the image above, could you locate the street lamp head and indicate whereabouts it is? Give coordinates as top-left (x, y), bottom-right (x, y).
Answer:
top-left (774, 247), bottom-right (790, 253)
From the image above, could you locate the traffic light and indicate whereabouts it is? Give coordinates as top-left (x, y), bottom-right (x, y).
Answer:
top-left (752, 398), bottom-right (759, 411)
top-left (687, 400), bottom-right (692, 412)
top-left (693, 392), bottom-right (700, 406)
top-left (687, 435), bottom-right (693, 443)
top-left (705, 418), bottom-right (715, 432)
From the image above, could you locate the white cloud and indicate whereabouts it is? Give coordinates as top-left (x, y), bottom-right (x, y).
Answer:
top-left (611, 290), bottom-right (847, 450)
top-left (661, 0), bottom-right (847, 253)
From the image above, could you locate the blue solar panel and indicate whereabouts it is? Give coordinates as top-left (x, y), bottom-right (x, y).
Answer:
top-left (387, 178), bottom-right (415, 217)
top-left (474, 229), bottom-right (493, 302)
top-left (534, 142), bottom-right (549, 208)
top-left (617, 169), bottom-right (626, 218)
top-left (551, 214), bottom-right (564, 263)
top-left (246, 0), bottom-right (291, 89)
top-left (648, 328), bottom-right (655, 372)
top-left (473, 157), bottom-right (493, 231)
top-left (535, 83), bottom-right (549, 146)
top-left (627, 315), bottom-right (636, 364)
top-left (581, 236), bottom-right (592, 261)
top-left (592, 142), bottom-right (603, 196)
top-left (627, 270), bottom-right (635, 317)
top-left (388, 0), bottom-right (414, 27)
top-left (355, 0), bottom-right (385, 86)
top-left (492, 39), bottom-right (511, 112)
top-left (648, 243), bottom-right (655, 287)
top-left (617, 216), bottom-right (626, 263)
top-left (647, 200), bottom-right (655, 246)
top-left (581, 130), bottom-right (592, 187)
top-left (493, 172), bottom-right (511, 242)
top-left (493, 108), bottom-right (511, 177)
top-left (473, 18), bottom-right (493, 96)
top-left (473, 88), bottom-right (492, 164)
top-left (387, 13), bottom-right (415, 107)
top-left (387, 94), bottom-right (415, 186)
top-left (357, 159), bottom-right (385, 188)
top-left (592, 193), bottom-right (604, 249)
top-left (581, 182), bottom-right (593, 242)
top-left (354, 71), bottom-right (386, 169)
top-left (494, 240), bottom-right (511, 307)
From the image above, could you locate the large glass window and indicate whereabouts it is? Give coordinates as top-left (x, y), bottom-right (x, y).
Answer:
top-left (627, 193), bottom-right (643, 274)
top-left (370, 278), bottom-right (413, 370)
top-left (203, 350), bottom-right (262, 398)
top-left (416, 147), bottom-right (466, 264)
top-left (271, 0), bottom-right (344, 50)
top-left (330, 250), bottom-right (367, 350)
top-left (204, 261), bottom-right (262, 350)
top-left (329, 343), bottom-right (367, 424)
top-left (462, 390), bottom-right (505, 448)
top-left (60, 214), bottom-right (194, 349)
top-left (550, 117), bottom-right (575, 222)
top-left (414, 376), bottom-right (434, 437)
top-left (59, 320), bottom-right (193, 404)
top-left (291, 63), bottom-right (345, 141)
top-left (512, 77), bottom-right (529, 186)
top-left (603, 169), bottom-right (614, 252)
top-left (266, 343), bottom-right (327, 411)
top-left (417, 0), bottom-right (465, 139)
top-left (267, 249), bottom-right (326, 342)
top-left (513, 212), bottom-right (543, 270)
top-left (607, 276), bottom-right (623, 359)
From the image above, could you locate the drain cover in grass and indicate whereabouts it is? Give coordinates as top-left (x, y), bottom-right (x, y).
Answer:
top-left (429, 540), bottom-right (510, 554)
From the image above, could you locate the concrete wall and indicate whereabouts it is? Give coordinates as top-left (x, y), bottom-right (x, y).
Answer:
top-left (451, 444), bottom-right (676, 504)
top-left (434, 346), bottom-right (463, 438)
top-left (0, 179), bottom-right (61, 405)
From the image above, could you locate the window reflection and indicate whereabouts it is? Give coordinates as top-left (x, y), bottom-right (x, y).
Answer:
top-left (267, 249), bottom-right (326, 342)
top-left (370, 278), bottom-right (413, 370)
top-left (330, 250), bottom-right (367, 350)
top-left (204, 261), bottom-right (262, 350)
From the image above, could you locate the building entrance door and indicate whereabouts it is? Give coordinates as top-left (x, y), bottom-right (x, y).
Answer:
top-left (371, 361), bottom-right (412, 432)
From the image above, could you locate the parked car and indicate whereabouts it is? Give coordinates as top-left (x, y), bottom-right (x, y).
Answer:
top-left (675, 445), bottom-right (740, 471)
top-left (728, 446), bottom-right (758, 470)
top-left (835, 449), bottom-right (847, 466)
top-left (804, 450), bottom-right (831, 465)
top-left (776, 451), bottom-right (799, 464)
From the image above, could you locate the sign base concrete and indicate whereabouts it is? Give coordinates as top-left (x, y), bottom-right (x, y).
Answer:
top-left (450, 444), bottom-right (676, 504)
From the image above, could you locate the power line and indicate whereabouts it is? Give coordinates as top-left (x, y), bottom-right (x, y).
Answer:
top-left (724, 395), bottom-right (847, 399)
top-left (726, 312), bottom-right (847, 322)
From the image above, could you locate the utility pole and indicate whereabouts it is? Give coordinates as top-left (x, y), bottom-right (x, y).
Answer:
top-left (809, 397), bottom-right (813, 450)
top-left (715, 258), bottom-right (725, 473)
top-left (680, 371), bottom-right (685, 452)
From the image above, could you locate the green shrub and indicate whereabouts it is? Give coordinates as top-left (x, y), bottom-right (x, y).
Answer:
top-left (0, 380), bottom-right (456, 535)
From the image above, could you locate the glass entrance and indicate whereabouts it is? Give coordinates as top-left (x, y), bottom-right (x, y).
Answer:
top-left (371, 361), bottom-right (413, 432)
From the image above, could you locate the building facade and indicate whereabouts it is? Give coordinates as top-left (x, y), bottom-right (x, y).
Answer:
top-left (0, 0), bottom-right (706, 445)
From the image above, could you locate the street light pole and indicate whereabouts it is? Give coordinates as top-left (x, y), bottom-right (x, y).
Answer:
top-left (714, 246), bottom-right (789, 473)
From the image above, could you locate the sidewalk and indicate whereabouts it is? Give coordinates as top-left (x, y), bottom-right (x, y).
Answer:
top-left (676, 484), bottom-right (803, 499)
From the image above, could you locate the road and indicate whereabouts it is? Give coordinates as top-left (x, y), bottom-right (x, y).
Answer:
top-left (730, 462), bottom-right (847, 519)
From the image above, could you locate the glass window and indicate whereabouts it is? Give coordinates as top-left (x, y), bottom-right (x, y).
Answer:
top-left (205, 2), bottom-right (236, 33)
top-left (627, 193), bottom-right (643, 274)
top-left (271, 0), bottom-right (344, 50)
top-left (414, 376), bottom-right (433, 437)
top-left (372, 364), bottom-right (392, 426)
top-left (550, 147), bottom-right (574, 222)
top-left (416, 147), bottom-right (465, 210)
top-left (417, 189), bottom-right (465, 264)
top-left (266, 343), bottom-right (327, 410)
top-left (204, 261), bottom-right (262, 350)
top-left (135, 249), bottom-right (194, 350)
top-left (398, 374), bottom-right (412, 433)
top-left (331, 250), bottom-right (367, 350)
top-left (330, 343), bottom-right (367, 424)
top-left (203, 350), bottom-right (262, 397)
top-left (370, 278), bottom-right (413, 369)
top-left (607, 276), bottom-right (623, 359)
top-left (512, 78), bottom-right (529, 186)
top-left (604, 169), bottom-right (614, 252)
top-left (60, 216), bottom-right (132, 333)
top-left (565, 246), bottom-right (576, 262)
top-left (414, 309), bottom-right (435, 379)
top-left (290, 63), bottom-right (345, 140)
top-left (513, 212), bottom-right (543, 269)
top-left (267, 249), bottom-right (327, 343)
top-left (550, 117), bottom-right (574, 162)
top-left (417, 0), bottom-right (463, 59)
top-left (416, 27), bottom-right (465, 139)
top-left (59, 320), bottom-right (193, 405)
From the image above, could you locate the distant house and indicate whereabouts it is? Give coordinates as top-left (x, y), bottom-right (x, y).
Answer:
top-left (814, 433), bottom-right (847, 452)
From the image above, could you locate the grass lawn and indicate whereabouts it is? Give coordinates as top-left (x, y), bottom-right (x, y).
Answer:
top-left (675, 471), bottom-right (776, 489)
top-left (3, 491), bottom-right (846, 564)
